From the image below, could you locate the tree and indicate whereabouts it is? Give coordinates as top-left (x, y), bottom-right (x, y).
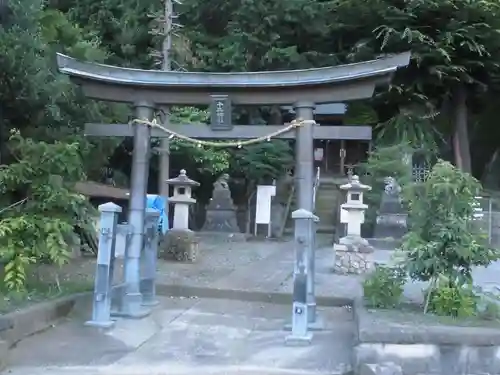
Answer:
top-left (331, 0), bottom-right (500, 173)
top-left (0, 0), bottom-right (120, 290)
top-left (178, 0), bottom-right (337, 72)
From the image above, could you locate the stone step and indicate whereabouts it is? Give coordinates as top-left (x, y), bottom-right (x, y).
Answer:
top-left (4, 365), bottom-right (348, 375)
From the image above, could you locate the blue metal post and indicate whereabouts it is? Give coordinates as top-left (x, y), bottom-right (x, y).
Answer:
top-left (285, 208), bottom-right (313, 346)
top-left (307, 213), bottom-right (320, 324)
top-left (111, 223), bottom-right (131, 317)
top-left (86, 202), bottom-right (121, 328)
top-left (142, 208), bottom-right (160, 306)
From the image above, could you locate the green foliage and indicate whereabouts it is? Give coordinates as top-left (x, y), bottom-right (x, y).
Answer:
top-left (168, 107), bottom-right (230, 175)
top-left (178, 0), bottom-right (338, 71)
top-left (61, 0), bottom-right (158, 68)
top-left (375, 108), bottom-right (442, 156)
top-left (229, 140), bottom-right (293, 184)
top-left (426, 277), bottom-right (478, 318)
top-left (402, 160), bottom-right (499, 286)
top-left (0, 133), bottom-right (95, 290)
top-left (363, 265), bottom-right (406, 308)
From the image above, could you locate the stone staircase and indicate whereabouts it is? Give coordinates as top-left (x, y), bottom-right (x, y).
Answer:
top-left (284, 176), bottom-right (344, 237)
top-left (314, 177), bottom-right (343, 234)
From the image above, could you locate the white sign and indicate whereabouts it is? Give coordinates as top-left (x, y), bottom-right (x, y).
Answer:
top-left (255, 185), bottom-right (276, 224)
top-left (314, 148), bottom-right (324, 161)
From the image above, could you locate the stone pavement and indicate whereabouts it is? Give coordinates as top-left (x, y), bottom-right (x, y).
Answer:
top-left (5, 297), bottom-right (353, 375)
top-left (151, 235), bottom-right (500, 305)
top-left (3, 235), bottom-right (500, 375)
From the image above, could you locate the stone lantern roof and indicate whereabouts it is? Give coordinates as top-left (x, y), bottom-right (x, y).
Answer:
top-left (166, 170), bottom-right (200, 187)
top-left (340, 175), bottom-right (371, 192)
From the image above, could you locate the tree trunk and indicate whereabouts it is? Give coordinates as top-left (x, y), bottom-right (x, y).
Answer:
top-left (452, 85), bottom-right (472, 173)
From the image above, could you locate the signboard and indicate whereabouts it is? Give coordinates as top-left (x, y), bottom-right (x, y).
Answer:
top-left (255, 185), bottom-right (276, 224)
top-left (254, 185), bottom-right (276, 238)
top-left (314, 148), bottom-right (324, 161)
top-left (210, 95), bottom-right (232, 130)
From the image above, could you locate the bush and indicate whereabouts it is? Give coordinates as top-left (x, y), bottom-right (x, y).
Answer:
top-left (426, 279), bottom-right (477, 318)
top-left (402, 160), bottom-right (499, 286)
top-left (363, 264), bottom-right (406, 308)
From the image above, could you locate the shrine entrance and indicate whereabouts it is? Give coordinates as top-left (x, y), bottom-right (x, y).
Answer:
top-left (314, 139), bottom-right (370, 177)
top-left (56, 52), bottom-right (410, 315)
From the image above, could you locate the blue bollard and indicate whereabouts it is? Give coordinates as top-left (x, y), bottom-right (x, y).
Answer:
top-left (85, 202), bottom-right (121, 328)
top-left (285, 208), bottom-right (314, 346)
top-left (307, 213), bottom-right (320, 325)
top-left (142, 208), bottom-right (160, 306)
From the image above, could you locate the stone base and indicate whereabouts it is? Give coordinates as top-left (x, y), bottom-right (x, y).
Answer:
top-left (285, 333), bottom-right (313, 346)
top-left (84, 319), bottom-right (115, 329)
top-left (141, 299), bottom-right (159, 307)
top-left (111, 308), bottom-right (151, 319)
top-left (374, 213), bottom-right (407, 240)
top-left (283, 318), bottom-right (325, 332)
top-left (196, 231), bottom-right (248, 243)
top-left (202, 208), bottom-right (240, 233)
top-left (159, 229), bottom-right (198, 262)
top-left (333, 236), bottom-right (373, 275)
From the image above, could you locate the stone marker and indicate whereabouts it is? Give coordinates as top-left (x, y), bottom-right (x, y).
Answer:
top-left (285, 209), bottom-right (315, 346)
top-left (334, 176), bottom-right (374, 275)
top-left (86, 202), bottom-right (121, 328)
top-left (373, 176), bottom-right (408, 247)
top-left (142, 208), bottom-right (160, 306)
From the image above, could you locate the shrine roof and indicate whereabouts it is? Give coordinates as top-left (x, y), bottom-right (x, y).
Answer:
top-left (56, 52), bottom-right (410, 89)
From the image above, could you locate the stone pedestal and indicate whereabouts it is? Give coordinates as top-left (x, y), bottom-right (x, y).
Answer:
top-left (334, 235), bottom-right (373, 275)
top-left (372, 177), bottom-right (408, 249)
top-left (201, 174), bottom-right (244, 240)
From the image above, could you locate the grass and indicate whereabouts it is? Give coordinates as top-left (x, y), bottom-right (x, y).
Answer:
top-left (0, 280), bottom-right (93, 314)
top-left (0, 259), bottom-right (98, 314)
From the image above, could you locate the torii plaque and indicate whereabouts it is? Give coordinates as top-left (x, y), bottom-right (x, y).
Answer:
top-left (210, 95), bottom-right (232, 130)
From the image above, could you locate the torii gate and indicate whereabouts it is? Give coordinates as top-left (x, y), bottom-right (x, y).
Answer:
top-left (56, 52), bottom-right (410, 317)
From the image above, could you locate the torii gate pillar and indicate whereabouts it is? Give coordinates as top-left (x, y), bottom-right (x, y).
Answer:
top-left (294, 101), bottom-right (315, 212)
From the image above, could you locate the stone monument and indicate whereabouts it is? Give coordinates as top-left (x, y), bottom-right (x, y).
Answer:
top-left (201, 173), bottom-right (246, 241)
top-left (333, 175), bottom-right (374, 275)
top-left (160, 170), bottom-right (200, 262)
top-left (372, 176), bottom-right (408, 249)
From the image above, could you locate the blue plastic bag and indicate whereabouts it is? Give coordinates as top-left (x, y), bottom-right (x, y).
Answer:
top-left (146, 194), bottom-right (169, 234)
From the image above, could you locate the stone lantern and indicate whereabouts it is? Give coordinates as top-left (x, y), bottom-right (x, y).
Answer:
top-left (166, 169), bottom-right (200, 230)
top-left (333, 175), bottom-right (374, 275)
top-left (340, 175), bottom-right (370, 236)
top-left (160, 170), bottom-right (200, 263)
